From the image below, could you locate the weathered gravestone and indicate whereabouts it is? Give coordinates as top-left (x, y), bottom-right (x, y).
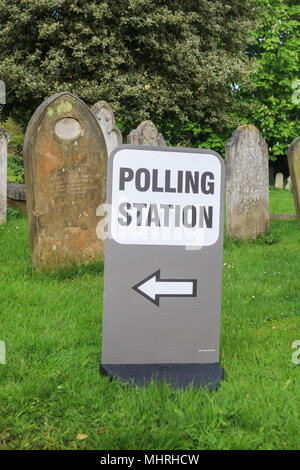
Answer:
top-left (7, 183), bottom-right (26, 212)
top-left (285, 176), bottom-right (292, 191)
top-left (127, 120), bottom-right (166, 146)
top-left (91, 101), bottom-right (122, 157)
top-left (226, 125), bottom-right (269, 239)
top-left (275, 172), bottom-right (284, 189)
top-left (23, 92), bottom-right (108, 269)
top-left (0, 129), bottom-right (10, 224)
top-left (287, 137), bottom-right (300, 225)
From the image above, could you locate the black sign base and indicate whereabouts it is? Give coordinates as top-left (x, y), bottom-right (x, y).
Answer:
top-left (100, 363), bottom-right (224, 390)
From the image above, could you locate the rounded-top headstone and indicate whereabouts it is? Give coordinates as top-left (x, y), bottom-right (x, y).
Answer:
top-left (287, 137), bottom-right (300, 225)
top-left (91, 100), bottom-right (122, 157)
top-left (127, 120), bottom-right (166, 146)
top-left (225, 124), bottom-right (269, 239)
top-left (23, 92), bottom-right (108, 269)
top-left (275, 172), bottom-right (284, 189)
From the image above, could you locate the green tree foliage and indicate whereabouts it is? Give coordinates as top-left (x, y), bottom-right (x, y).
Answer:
top-left (176, 0), bottom-right (300, 160)
top-left (242, 0), bottom-right (300, 160)
top-left (0, 0), bottom-right (256, 140)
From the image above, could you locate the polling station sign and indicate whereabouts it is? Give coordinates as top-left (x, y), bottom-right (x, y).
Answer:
top-left (101, 146), bottom-right (225, 389)
top-left (110, 148), bottom-right (221, 246)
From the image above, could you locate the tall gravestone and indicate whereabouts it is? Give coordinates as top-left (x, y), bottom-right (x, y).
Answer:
top-left (91, 101), bottom-right (122, 157)
top-left (0, 129), bottom-right (10, 225)
top-left (23, 92), bottom-right (108, 269)
top-left (127, 120), bottom-right (166, 146)
top-left (275, 173), bottom-right (284, 189)
top-left (226, 125), bottom-right (269, 239)
top-left (287, 137), bottom-right (300, 225)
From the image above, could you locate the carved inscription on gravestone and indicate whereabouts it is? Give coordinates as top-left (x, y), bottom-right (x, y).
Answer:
top-left (24, 92), bottom-right (107, 269)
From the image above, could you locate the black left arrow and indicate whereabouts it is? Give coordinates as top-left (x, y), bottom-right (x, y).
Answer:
top-left (132, 270), bottom-right (197, 306)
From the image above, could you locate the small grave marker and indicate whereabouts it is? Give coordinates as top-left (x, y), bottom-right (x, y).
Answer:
top-left (275, 173), bottom-right (284, 189)
top-left (127, 120), bottom-right (166, 146)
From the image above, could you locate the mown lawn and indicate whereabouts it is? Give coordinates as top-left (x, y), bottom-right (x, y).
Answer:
top-left (269, 187), bottom-right (296, 214)
top-left (0, 189), bottom-right (299, 450)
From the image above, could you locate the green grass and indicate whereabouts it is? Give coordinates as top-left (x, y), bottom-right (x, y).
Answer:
top-left (269, 187), bottom-right (296, 214)
top-left (0, 194), bottom-right (299, 450)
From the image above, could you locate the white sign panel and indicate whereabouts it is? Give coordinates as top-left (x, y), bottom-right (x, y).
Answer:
top-left (111, 148), bottom-right (221, 246)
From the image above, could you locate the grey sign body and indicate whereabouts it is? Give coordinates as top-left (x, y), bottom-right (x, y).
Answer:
top-left (101, 145), bottom-right (225, 389)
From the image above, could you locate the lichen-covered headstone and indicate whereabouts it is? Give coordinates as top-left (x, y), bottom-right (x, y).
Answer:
top-left (285, 176), bottom-right (292, 191)
top-left (0, 129), bottom-right (10, 224)
top-left (91, 100), bottom-right (122, 157)
top-left (127, 120), bottom-right (166, 146)
top-left (24, 92), bottom-right (108, 269)
top-left (275, 173), bottom-right (284, 189)
top-left (226, 125), bottom-right (269, 239)
top-left (287, 137), bottom-right (300, 225)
